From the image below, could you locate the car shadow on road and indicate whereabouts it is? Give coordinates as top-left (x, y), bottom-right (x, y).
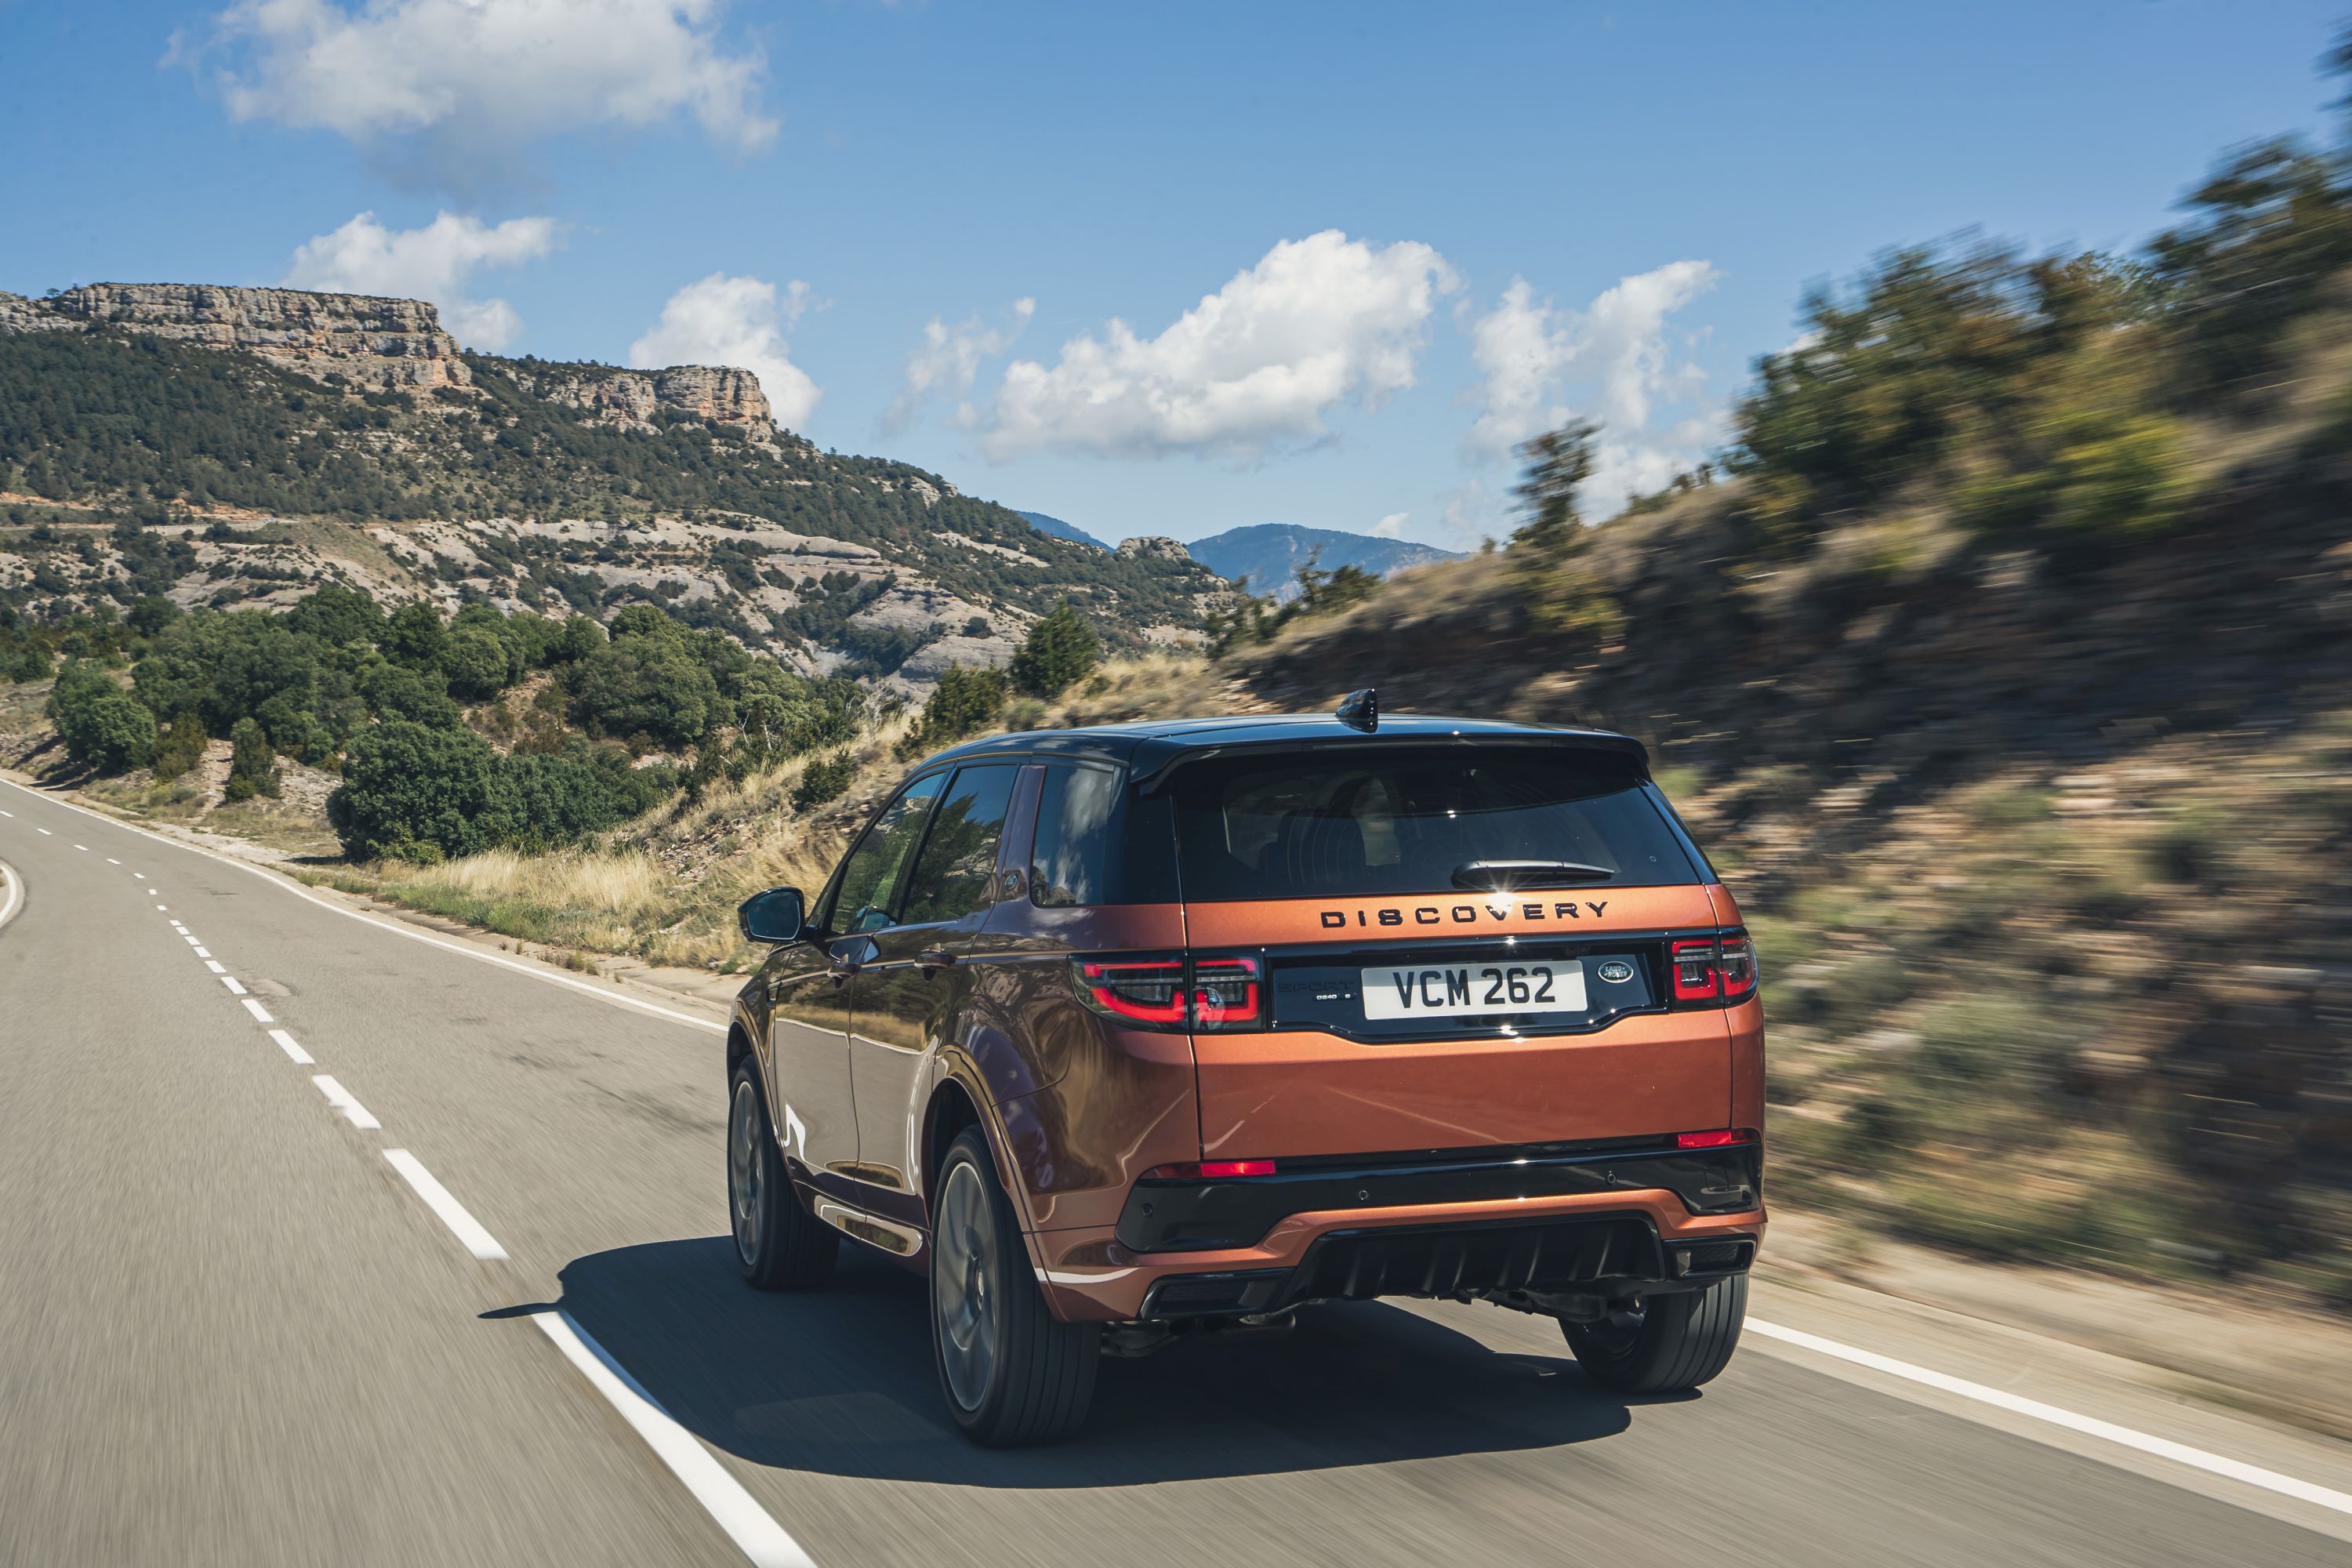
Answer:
top-left (541, 1236), bottom-right (1647, 1486)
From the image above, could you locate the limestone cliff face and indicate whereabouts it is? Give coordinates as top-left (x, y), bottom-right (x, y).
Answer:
top-left (521, 363), bottom-right (773, 429)
top-left (1116, 535), bottom-right (1193, 563)
top-left (27, 284), bottom-right (473, 390)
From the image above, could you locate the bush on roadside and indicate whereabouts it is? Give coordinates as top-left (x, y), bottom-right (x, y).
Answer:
top-left (224, 716), bottom-right (281, 800)
top-left (1008, 601), bottom-right (1098, 698)
top-left (895, 662), bottom-right (1007, 760)
top-left (46, 659), bottom-right (156, 774)
top-left (792, 750), bottom-right (856, 812)
top-left (328, 720), bottom-right (516, 861)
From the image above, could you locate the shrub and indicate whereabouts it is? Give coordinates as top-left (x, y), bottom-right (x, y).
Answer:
top-left (285, 583), bottom-right (383, 647)
top-left (567, 635), bottom-right (730, 748)
top-left (328, 720), bottom-right (517, 861)
top-left (151, 711), bottom-right (207, 782)
top-left (47, 660), bottom-right (156, 773)
top-left (793, 750), bottom-right (856, 812)
top-left (1008, 601), bottom-right (1098, 698)
top-left (381, 602), bottom-right (448, 670)
top-left (224, 716), bottom-right (280, 800)
top-left (896, 663), bottom-right (1007, 760)
top-left (441, 625), bottom-right (514, 702)
top-left (505, 753), bottom-right (617, 848)
top-left (358, 662), bottom-right (463, 728)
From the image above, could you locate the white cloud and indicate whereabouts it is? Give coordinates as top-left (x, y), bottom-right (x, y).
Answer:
top-left (285, 210), bottom-right (561, 350)
top-left (1465, 260), bottom-right (1721, 514)
top-left (197, 0), bottom-right (774, 162)
top-left (883, 297), bottom-right (1035, 434)
top-left (1370, 511), bottom-right (1408, 539)
top-left (629, 272), bottom-right (820, 430)
top-left (1439, 479), bottom-right (1498, 546)
top-left (983, 230), bottom-right (1460, 462)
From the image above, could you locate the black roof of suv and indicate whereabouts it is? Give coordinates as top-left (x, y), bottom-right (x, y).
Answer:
top-left (920, 714), bottom-right (1653, 782)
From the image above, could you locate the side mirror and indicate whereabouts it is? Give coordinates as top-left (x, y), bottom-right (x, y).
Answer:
top-left (738, 886), bottom-right (806, 946)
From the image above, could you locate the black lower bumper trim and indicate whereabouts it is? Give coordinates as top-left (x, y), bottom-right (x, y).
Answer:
top-left (1116, 1138), bottom-right (1760, 1253)
top-left (1134, 1213), bottom-right (1757, 1320)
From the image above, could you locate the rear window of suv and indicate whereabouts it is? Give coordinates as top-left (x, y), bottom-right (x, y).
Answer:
top-left (1167, 746), bottom-right (1700, 902)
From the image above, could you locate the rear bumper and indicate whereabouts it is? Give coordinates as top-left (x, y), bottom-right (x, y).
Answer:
top-left (1034, 1188), bottom-right (1765, 1323)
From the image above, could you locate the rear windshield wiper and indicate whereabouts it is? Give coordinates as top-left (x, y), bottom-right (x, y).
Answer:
top-left (1451, 859), bottom-right (1617, 890)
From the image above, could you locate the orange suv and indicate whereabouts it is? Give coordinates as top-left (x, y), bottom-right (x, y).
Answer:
top-left (727, 700), bottom-right (1765, 1444)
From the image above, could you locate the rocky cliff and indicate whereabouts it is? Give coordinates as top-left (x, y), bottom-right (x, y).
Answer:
top-left (6, 283), bottom-right (471, 391)
top-left (498, 361), bottom-right (772, 430)
top-left (0, 285), bottom-right (771, 424)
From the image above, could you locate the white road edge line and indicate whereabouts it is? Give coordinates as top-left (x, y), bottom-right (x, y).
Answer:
top-left (0, 778), bottom-right (724, 1037)
top-left (268, 1029), bottom-right (314, 1065)
top-left (311, 1075), bottom-right (381, 1131)
top-left (381, 1149), bottom-right (506, 1261)
top-left (241, 998), bottom-right (274, 1023)
top-left (0, 862), bottom-right (20, 929)
top-left (532, 1311), bottom-right (815, 1568)
top-left (1746, 1318), bottom-right (2352, 1519)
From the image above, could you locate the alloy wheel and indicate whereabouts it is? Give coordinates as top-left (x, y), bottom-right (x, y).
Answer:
top-left (933, 1160), bottom-right (997, 1410)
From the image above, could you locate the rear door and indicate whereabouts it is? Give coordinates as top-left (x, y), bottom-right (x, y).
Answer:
top-left (844, 764), bottom-right (1023, 1198)
top-left (773, 771), bottom-right (945, 1183)
top-left (1168, 745), bottom-right (1734, 1159)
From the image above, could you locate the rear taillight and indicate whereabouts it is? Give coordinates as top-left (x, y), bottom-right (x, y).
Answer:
top-left (1074, 956), bottom-right (1186, 1025)
top-left (1669, 931), bottom-right (1760, 1007)
top-left (1675, 1129), bottom-right (1752, 1149)
top-left (1073, 953), bottom-right (1265, 1031)
top-left (1189, 954), bottom-right (1263, 1031)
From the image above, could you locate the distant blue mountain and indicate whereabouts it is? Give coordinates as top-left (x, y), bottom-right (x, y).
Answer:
top-left (1015, 510), bottom-right (1112, 550)
top-left (1187, 524), bottom-right (1463, 601)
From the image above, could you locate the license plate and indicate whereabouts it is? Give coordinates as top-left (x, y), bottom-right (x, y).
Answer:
top-left (1360, 960), bottom-right (1588, 1020)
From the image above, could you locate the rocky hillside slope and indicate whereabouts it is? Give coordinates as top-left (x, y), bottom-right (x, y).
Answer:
top-left (0, 285), bottom-right (1228, 686)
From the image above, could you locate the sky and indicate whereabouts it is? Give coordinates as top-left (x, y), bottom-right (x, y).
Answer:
top-left (0, 1), bottom-right (2343, 549)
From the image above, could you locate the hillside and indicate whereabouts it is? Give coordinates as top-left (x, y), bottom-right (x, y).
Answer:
top-left (0, 284), bottom-right (1228, 684)
top-left (1187, 522), bottom-right (1462, 598)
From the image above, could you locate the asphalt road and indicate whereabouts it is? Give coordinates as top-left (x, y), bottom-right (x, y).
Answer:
top-left (4, 776), bottom-right (2350, 1567)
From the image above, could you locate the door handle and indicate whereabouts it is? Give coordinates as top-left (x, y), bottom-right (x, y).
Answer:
top-left (918, 949), bottom-right (956, 973)
top-left (827, 957), bottom-right (861, 984)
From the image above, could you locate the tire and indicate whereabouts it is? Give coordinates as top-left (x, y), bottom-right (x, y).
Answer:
top-left (929, 1127), bottom-right (1099, 1445)
top-left (1561, 1274), bottom-right (1747, 1393)
top-left (728, 1062), bottom-right (837, 1291)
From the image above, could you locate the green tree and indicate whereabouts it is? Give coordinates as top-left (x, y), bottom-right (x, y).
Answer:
top-left (151, 711), bottom-right (206, 782)
top-left (441, 626), bottom-right (514, 702)
top-left (327, 720), bottom-right (518, 862)
top-left (48, 662), bottom-right (155, 773)
top-left (225, 716), bottom-right (280, 800)
top-left (1507, 421), bottom-right (1624, 638)
top-left (1008, 601), bottom-right (1098, 698)
top-left (792, 750), bottom-right (857, 811)
top-left (550, 613), bottom-right (607, 664)
top-left (127, 596), bottom-right (181, 637)
top-left (566, 636), bottom-right (730, 748)
top-left (285, 583), bottom-right (384, 648)
top-left (381, 602), bottom-right (448, 671)
top-left (896, 662), bottom-right (1007, 759)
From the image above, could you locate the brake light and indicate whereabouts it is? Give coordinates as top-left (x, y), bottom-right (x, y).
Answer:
top-left (1145, 1159), bottom-right (1277, 1180)
top-left (1671, 938), bottom-right (1721, 1003)
top-left (1189, 954), bottom-right (1263, 1030)
top-left (1072, 953), bottom-right (1265, 1031)
top-left (1670, 932), bottom-right (1760, 1007)
top-left (1074, 956), bottom-right (1186, 1025)
top-left (1675, 1129), bottom-right (1749, 1149)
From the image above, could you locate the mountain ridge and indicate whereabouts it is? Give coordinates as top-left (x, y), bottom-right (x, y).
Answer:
top-left (1187, 522), bottom-right (1462, 599)
top-left (0, 284), bottom-right (1228, 686)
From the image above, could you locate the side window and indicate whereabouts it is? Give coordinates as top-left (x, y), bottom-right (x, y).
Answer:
top-left (898, 765), bottom-right (1022, 927)
top-left (829, 774), bottom-right (946, 934)
top-left (1031, 764), bottom-right (1120, 908)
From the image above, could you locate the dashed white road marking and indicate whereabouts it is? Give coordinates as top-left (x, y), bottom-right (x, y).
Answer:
top-left (204, 959), bottom-right (226, 975)
top-left (268, 1029), bottom-right (314, 1065)
top-left (533, 1311), bottom-right (814, 1568)
top-left (107, 858), bottom-right (118, 865)
top-left (382, 1150), bottom-right (506, 1261)
top-left (73, 843), bottom-right (87, 851)
top-left (241, 998), bottom-right (274, 1023)
top-left (1748, 1319), bottom-right (2352, 1519)
top-left (220, 975), bottom-right (248, 996)
top-left (154, 904), bottom-right (167, 911)
top-left (132, 871), bottom-right (144, 879)
top-left (1, 775), bottom-right (725, 1036)
top-left (36, 827), bottom-right (50, 836)
top-left (0, 808), bottom-right (12, 816)
top-left (312, 1076), bottom-right (381, 1131)
top-left (191, 944), bottom-right (208, 955)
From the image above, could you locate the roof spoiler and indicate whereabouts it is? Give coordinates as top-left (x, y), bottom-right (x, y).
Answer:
top-left (1127, 726), bottom-right (1652, 793)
